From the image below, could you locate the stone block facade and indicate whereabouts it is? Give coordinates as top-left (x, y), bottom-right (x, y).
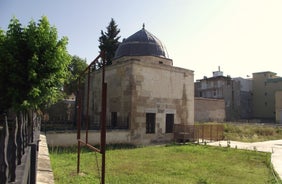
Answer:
top-left (84, 56), bottom-right (194, 145)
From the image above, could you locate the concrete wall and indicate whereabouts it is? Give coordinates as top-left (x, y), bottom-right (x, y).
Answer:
top-left (233, 77), bottom-right (253, 119)
top-left (253, 72), bottom-right (282, 119)
top-left (275, 91), bottom-right (282, 123)
top-left (233, 77), bottom-right (252, 92)
top-left (195, 97), bottom-right (225, 122)
top-left (194, 76), bottom-right (241, 121)
top-left (37, 134), bottom-right (54, 184)
top-left (46, 130), bottom-right (131, 147)
top-left (239, 91), bottom-right (253, 119)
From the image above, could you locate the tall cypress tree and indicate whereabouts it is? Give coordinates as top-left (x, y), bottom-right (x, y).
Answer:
top-left (98, 18), bottom-right (120, 65)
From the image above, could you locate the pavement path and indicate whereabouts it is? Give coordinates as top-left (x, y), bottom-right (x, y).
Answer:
top-left (207, 140), bottom-right (282, 181)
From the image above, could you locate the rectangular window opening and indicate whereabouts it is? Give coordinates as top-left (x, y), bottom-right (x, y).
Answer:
top-left (146, 113), bottom-right (155, 134)
top-left (165, 114), bottom-right (174, 133)
top-left (111, 112), bottom-right (117, 128)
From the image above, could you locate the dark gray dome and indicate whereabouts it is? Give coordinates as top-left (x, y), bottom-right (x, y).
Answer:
top-left (114, 27), bottom-right (168, 59)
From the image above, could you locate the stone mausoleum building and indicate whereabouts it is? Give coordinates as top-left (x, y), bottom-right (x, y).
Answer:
top-left (85, 26), bottom-right (194, 145)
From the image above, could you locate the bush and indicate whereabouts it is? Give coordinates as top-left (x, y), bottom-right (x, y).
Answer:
top-left (254, 127), bottom-right (274, 136)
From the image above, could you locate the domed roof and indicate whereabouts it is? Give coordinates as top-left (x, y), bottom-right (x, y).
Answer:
top-left (114, 25), bottom-right (168, 59)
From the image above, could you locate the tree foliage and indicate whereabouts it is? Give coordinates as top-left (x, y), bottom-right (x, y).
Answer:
top-left (0, 16), bottom-right (71, 113)
top-left (64, 55), bottom-right (88, 95)
top-left (98, 18), bottom-right (120, 65)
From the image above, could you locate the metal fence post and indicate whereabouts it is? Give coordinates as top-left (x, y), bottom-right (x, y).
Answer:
top-left (0, 118), bottom-right (9, 184)
top-left (29, 143), bottom-right (37, 184)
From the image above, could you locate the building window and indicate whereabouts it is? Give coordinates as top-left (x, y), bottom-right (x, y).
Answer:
top-left (207, 91), bottom-right (211, 98)
top-left (111, 112), bottom-right (117, 128)
top-left (213, 90), bottom-right (217, 97)
top-left (165, 114), bottom-right (174, 133)
top-left (146, 113), bottom-right (155, 134)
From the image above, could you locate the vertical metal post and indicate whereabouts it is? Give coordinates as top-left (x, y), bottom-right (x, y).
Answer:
top-left (29, 143), bottom-right (37, 184)
top-left (100, 54), bottom-right (107, 184)
top-left (31, 112), bottom-right (34, 143)
top-left (77, 78), bottom-right (82, 174)
top-left (76, 53), bottom-right (107, 182)
top-left (86, 69), bottom-right (91, 143)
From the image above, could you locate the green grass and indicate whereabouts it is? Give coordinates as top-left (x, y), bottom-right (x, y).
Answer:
top-left (50, 144), bottom-right (279, 184)
top-left (224, 123), bottom-right (282, 142)
top-left (50, 124), bottom-right (282, 183)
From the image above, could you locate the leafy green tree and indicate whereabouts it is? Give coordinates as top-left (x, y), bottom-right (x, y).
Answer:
top-left (98, 18), bottom-right (120, 65)
top-left (0, 28), bottom-right (10, 113)
top-left (27, 17), bottom-right (71, 110)
top-left (0, 17), bottom-right (28, 113)
top-left (0, 16), bottom-right (71, 114)
top-left (64, 55), bottom-right (88, 95)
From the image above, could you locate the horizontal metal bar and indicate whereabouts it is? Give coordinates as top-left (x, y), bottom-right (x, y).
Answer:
top-left (78, 139), bottom-right (101, 153)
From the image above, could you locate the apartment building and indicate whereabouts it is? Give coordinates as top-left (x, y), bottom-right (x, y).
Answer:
top-left (253, 71), bottom-right (282, 120)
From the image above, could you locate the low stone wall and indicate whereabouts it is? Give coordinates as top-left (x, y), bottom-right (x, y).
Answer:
top-left (37, 134), bottom-right (54, 184)
top-left (46, 130), bottom-right (131, 147)
top-left (36, 130), bottom-right (131, 183)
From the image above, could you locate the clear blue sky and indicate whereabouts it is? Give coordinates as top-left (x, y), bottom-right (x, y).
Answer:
top-left (1, 0), bottom-right (282, 80)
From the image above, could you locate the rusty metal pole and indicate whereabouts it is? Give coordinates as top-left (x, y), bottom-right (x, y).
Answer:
top-left (100, 53), bottom-right (107, 184)
top-left (77, 78), bottom-right (82, 174)
top-left (86, 69), bottom-right (91, 143)
top-left (76, 53), bottom-right (106, 181)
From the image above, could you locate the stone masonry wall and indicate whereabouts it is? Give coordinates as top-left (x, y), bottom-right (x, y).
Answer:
top-left (85, 56), bottom-right (194, 145)
top-left (129, 59), bottom-right (194, 144)
top-left (195, 97), bottom-right (225, 122)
